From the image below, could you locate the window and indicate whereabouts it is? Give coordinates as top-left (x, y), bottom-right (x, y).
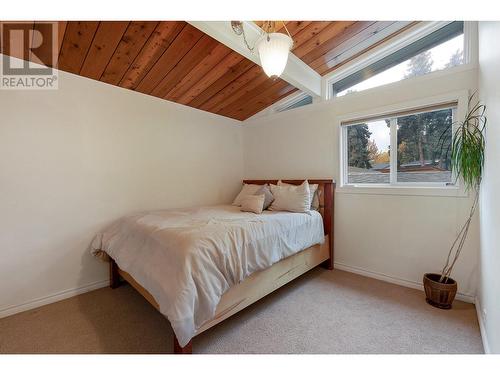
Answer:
top-left (276, 93), bottom-right (313, 112)
top-left (342, 104), bottom-right (456, 187)
top-left (333, 22), bottom-right (464, 97)
top-left (346, 120), bottom-right (391, 184)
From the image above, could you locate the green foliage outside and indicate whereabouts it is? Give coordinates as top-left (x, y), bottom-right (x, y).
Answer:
top-left (347, 124), bottom-right (372, 169)
top-left (397, 109), bottom-right (453, 170)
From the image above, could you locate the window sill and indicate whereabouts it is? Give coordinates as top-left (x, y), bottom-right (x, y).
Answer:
top-left (337, 185), bottom-right (469, 198)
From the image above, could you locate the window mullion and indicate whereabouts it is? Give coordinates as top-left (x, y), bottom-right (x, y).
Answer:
top-left (341, 126), bottom-right (346, 186)
top-left (389, 118), bottom-right (398, 185)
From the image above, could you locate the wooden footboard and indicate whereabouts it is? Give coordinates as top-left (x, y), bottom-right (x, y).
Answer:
top-left (109, 178), bottom-right (335, 353)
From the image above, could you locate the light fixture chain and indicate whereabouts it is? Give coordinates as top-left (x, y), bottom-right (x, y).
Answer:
top-left (282, 21), bottom-right (293, 40)
top-left (241, 27), bottom-right (255, 52)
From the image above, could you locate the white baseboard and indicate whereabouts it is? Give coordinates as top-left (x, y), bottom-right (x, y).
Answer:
top-left (0, 279), bottom-right (109, 319)
top-left (475, 297), bottom-right (491, 354)
top-left (334, 262), bottom-right (476, 303)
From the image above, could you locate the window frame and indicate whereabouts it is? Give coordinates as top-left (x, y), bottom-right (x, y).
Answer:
top-left (332, 22), bottom-right (464, 97)
top-left (324, 21), bottom-right (475, 100)
top-left (338, 91), bottom-right (469, 197)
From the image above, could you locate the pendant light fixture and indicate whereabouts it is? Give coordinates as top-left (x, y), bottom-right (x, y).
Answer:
top-left (231, 21), bottom-right (293, 79)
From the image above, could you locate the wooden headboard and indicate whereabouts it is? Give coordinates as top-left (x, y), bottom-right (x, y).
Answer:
top-left (242, 179), bottom-right (335, 269)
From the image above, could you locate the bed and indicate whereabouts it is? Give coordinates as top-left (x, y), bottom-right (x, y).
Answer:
top-left (91, 179), bottom-right (335, 353)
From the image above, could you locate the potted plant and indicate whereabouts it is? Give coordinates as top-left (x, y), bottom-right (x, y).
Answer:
top-left (423, 93), bottom-right (487, 309)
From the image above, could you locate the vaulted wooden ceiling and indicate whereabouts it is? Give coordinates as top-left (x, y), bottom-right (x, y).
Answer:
top-left (0, 21), bottom-right (413, 120)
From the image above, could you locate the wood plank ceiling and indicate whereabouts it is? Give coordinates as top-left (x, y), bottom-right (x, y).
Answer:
top-left (0, 21), bottom-right (412, 120)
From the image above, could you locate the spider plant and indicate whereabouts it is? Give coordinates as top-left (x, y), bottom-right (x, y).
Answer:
top-left (438, 92), bottom-right (486, 283)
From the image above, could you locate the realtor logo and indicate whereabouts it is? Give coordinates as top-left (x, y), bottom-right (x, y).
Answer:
top-left (1, 21), bottom-right (58, 90)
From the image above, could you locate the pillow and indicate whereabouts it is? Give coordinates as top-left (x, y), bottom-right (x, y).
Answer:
top-left (310, 187), bottom-right (320, 211)
top-left (269, 180), bottom-right (311, 213)
top-left (278, 180), bottom-right (318, 210)
top-left (254, 185), bottom-right (274, 210)
top-left (232, 184), bottom-right (261, 206)
top-left (240, 194), bottom-right (265, 214)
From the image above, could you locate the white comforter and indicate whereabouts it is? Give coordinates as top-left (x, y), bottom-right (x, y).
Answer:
top-left (91, 205), bottom-right (324, 346)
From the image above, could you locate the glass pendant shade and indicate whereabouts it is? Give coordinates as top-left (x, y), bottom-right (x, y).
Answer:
top-left (255, 32), bottom-right (293, 79)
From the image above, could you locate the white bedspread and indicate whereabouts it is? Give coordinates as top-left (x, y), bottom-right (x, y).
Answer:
top-left (90, 205), bottom-right (324, 347)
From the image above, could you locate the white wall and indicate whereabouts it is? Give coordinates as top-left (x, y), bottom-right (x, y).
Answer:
top-left (0, 65), bottom-right (243, 317)
top-left (243, 66), bottom-right (480, 299)
top-left (478, 21), bottom-right (500, 354)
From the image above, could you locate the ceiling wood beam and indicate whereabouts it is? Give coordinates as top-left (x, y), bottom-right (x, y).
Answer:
top-left (188, 21), bottom-right (322, 97)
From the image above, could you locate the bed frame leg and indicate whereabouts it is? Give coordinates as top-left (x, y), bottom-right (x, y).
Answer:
top-left (321, 258), bottom-right (334, 271)
top-left (110, 259), bottom-right (121, 289)
top-left (174, 336), bottom-right (193, 354)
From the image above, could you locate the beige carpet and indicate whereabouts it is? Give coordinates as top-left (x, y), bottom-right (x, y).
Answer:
top-left (0, 269), bottom-right (483, 354)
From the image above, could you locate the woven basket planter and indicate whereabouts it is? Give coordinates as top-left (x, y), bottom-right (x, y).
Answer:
top-left (423, 273), bottom-right (457, 309)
